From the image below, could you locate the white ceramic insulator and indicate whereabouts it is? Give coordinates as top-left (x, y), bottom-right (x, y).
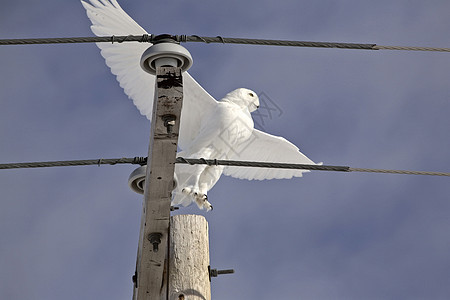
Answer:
top-left (154, 57), bottom-right (179, 68)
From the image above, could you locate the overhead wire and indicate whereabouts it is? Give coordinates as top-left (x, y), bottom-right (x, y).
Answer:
top-left (0, 157), bottom-right (146, 170)
top-left (0, 157), bottom-right (449, 177)
top-left (176, 158), bottom-right (450, 177)
top-left (1, 34), bottom-right (450, 53)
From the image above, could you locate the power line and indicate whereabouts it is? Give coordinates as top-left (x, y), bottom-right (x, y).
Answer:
top-left (1, 34), bottom-right (449, 53)
top-left (0, 157), bottom-right (146, 170)
top-left (0, 35), bottom-right (151, 45)
top-left (176, 157), bottom-right (450, 177)
top-left (348, 167), bottom-right (450, 177)
top-left (183, 35), bottom-right (376, 50)
top-left (1, 156), bottom-right (449, 177)
top-left (184, 36), bottom-right (450, 52)
top-left (176, 157), bottom-right (350, 172)
top-left (372, 45), bottom-right (450, 52)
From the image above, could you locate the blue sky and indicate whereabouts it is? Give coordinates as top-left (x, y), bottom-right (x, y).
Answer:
top-left (1, 0), bottom-right (449, 299)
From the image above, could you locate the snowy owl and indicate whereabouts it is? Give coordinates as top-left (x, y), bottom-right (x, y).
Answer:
top-left (82, 0), bottom-right (318, 211)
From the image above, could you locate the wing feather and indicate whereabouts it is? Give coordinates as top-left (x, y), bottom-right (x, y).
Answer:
top-left (223, 129), bottom-right (318, 180)
top-left (82, 0), bottom-right (154, 119)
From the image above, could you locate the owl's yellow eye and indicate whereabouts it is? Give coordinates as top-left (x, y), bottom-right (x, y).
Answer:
top-left (248, 92), bottom-right (254, 97)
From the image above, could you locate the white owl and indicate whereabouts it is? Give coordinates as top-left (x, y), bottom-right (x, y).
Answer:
top-left (82, 0), bottom-right (318, 211)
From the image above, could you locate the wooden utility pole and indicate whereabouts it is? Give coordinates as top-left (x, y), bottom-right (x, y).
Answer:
top-left (131, 37), bottom-right (214, 300)
top-left (133, 65), bottom-right (183, 300)
top-left (163, 215), bottom-right (211, 300)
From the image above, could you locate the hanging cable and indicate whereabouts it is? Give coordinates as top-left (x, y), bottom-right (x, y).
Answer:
top-left (1, 34), bottom-right (450, 53)
top-left (0, 156), bottom-right (449, 177)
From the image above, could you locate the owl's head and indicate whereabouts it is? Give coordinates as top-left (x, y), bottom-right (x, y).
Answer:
top-left (222, 88), bottom-right (260, 112)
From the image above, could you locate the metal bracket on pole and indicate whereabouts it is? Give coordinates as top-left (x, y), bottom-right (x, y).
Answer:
top-left (132, 35), bottom-right (192, 300)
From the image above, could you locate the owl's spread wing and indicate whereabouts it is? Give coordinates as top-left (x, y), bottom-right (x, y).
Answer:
top-left (82, 0), bottom-right (154, 118)
top-left (223, 129), bottom-right (317, 180)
